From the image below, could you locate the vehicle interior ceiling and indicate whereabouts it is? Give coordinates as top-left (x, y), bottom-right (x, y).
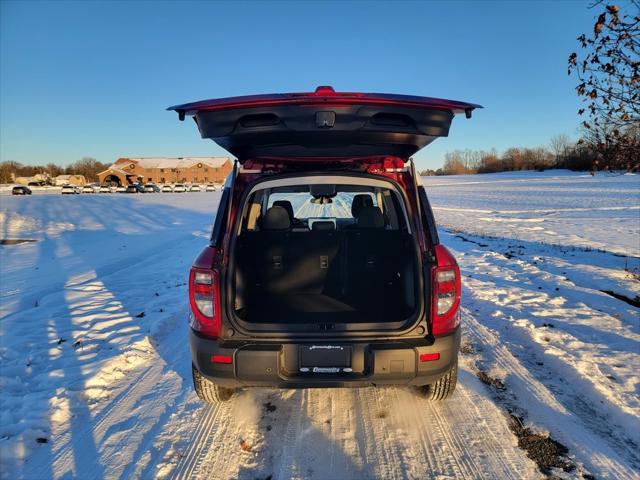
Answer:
top-left (233, 181), bottom-right (419, 325)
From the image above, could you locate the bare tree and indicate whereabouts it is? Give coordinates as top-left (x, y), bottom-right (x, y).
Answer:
top-left (568, 1), bottom-right (640, 169)
top-left (443, 151), bottom-right (470, 175)
top-left (549, 134), bottom-right (573, 166)
top-left (68, 157), bottom-right (110, 182)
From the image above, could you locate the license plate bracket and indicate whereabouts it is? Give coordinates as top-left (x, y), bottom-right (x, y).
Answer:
top-left (299, 345), bottom-right (351, 370)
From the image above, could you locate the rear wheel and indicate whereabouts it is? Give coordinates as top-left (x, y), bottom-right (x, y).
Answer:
top-left (192, 364), bottom-right (235, 403)
top-left (419, 360), bottom-right (458, 400)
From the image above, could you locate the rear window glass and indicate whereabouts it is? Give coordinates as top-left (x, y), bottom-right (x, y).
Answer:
top-left (267, 192), bottom-right (377, 219)
top-left (241, 183), bottom-right (407, 232)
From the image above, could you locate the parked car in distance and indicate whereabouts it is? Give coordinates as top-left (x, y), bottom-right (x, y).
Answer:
top-left (27, 181), bottom-right (45, 187)
top-left (82, 185), bottom-right (98, 193)
top-left (161, 184), bottom-right (174, 193)
top-left (205, 184), bottom-right (216, 192)
top-left (173, 183), bottom-right (187, 193)
top-left (125, 184), bottom-right (145, 194)
top-left (144, 183), bottom-right (161, 193)
top-left (190, 184), bottom-right (202, 192)
top-left (12, 185), bottom-right (32, 195)
top-left (169, 86), bottom-right (480, 404)
top-left (99, 185), bottom-right (112, 193)
top-left (116, 186), bottom-right (127, 193)
top-left (61, 185), bottom-right (81, 194)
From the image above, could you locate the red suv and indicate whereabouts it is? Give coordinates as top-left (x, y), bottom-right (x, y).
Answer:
top-left (169, 87), bottom-right (480, 403)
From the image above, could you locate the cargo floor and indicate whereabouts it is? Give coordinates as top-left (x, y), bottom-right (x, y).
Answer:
top-left (241, 293), bottom-right (410, 324)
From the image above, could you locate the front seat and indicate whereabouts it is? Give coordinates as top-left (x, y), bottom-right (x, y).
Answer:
top-left (345, 194), bottom-right (374, 229)
top-left (273, 200), bottom-right (305, 228)
top-left (261, 205), bottom-right (291, 231)
top-left (356, 206), bottom-right (385, 229)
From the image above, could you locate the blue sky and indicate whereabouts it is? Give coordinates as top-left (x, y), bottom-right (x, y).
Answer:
top-left (0, 1), bottom-right (598, 169)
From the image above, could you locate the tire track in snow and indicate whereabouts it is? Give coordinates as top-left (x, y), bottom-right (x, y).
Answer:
top-left (444, 230), bottom-right (640, 475)
top-left (171, 402), bottom-right (228, 479)
top-left (386, 373), bottom-right (536, 479)
top-left (352, 388), bottom-right (394, 479)
top-left (463, 309), bottom-right (638, 478)
top-left (168, 381), bottom-right (539, 479)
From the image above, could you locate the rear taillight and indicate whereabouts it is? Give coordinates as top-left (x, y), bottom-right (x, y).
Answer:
top-left (431, 245), bottom-right (461, 336)
top-left (189, 267), bottom-right (221, 338)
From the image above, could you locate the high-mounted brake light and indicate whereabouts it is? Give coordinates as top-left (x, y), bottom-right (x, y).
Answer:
top-left (313, 86), bottom-right (337, 95)
top-left (431, 245), bottom-right (461, 336)
top-left (189, 267), bottom-right (221, 338)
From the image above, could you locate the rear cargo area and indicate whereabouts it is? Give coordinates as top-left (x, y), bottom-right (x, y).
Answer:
top-left (234, 227), bottom-right (416, 325)
top-left (230, 178), bottom-right (422, 328)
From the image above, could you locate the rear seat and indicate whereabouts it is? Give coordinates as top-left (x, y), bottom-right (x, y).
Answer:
top-left (344, 206), bottom-right (405, 301)
top-left (238, 206), bottom-right (342, 296)
top-left (287, 220), bottom-right (342, 295)
top-left (237, 206), bottom-right (291, 294)
top-left (238, 205), bottom-right (407, 305)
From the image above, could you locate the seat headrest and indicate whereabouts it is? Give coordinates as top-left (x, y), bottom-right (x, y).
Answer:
top-left (351, 194), bottom-right (374, 218)
top-left (357, 207), bottom-right (385, 229)
top-left (272, 200), bottom-right (294, 221)
top-left (262, 206), bottom-right (291, 231)
top-left (311, 220), bottom-right (335, 231)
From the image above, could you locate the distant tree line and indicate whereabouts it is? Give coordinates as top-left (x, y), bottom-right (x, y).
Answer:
top-left (420, 125), bottom-right (639, 176)
top-left (0, 157), bottom-right (109, 184)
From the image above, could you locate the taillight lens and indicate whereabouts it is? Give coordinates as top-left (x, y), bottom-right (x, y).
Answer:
top-left (431, 245), bottom-right (461, 336)
top-left (189, 267), bottom-right (221, 338)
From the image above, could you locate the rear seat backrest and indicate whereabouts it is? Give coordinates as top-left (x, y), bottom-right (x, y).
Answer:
top-left (245, 206), bottom-right (291, 293)
top-left (346, 206), bottom-right (404, 300)
top-left (240, 206), bottom-right (341, 296)
top-left (288, 226), bottom-right (342, 295)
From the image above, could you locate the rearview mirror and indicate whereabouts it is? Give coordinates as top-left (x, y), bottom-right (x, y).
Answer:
top-left (310, 184), bottom-right (336, 197)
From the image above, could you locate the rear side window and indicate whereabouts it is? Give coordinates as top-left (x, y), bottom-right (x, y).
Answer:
top-left (418, 186), bottom-right (439, 245)
top-left (210, 187), bottom-right (230, 245)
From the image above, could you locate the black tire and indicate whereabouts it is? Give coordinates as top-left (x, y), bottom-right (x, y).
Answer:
top-left (192, 364), bottom-right (235, 403)
top-left (419, 361), bottom-right (458, 400)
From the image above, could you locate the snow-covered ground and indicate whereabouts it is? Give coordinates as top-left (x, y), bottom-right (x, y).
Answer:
top-left (0, 170), bottom-right (638, 479)
top-left (423, 170), bottom-right (640, 257)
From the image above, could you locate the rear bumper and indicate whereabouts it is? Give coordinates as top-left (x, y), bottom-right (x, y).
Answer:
top-left (190, 327), bottom-right (460, 388)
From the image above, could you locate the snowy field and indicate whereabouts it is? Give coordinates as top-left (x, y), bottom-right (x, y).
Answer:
top-left (0, 171), bottom-right (638, 479)
top-left (423, 170), bottom-right (640, 257)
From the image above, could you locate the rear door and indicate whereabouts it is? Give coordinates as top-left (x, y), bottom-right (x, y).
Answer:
top-left (168, 86), bottom-right (481, 162)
